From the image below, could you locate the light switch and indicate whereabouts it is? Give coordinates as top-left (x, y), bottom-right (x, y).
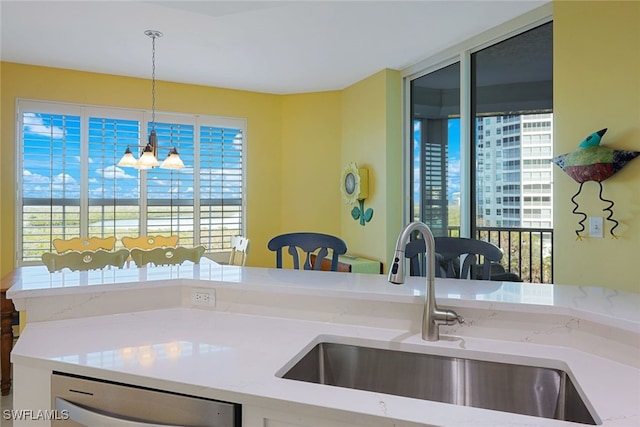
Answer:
top-left (589, 216), bottom-right (604, 238)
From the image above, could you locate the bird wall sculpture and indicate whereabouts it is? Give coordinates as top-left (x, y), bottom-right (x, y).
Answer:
top-left (553, 128), bottom-right (639, 239)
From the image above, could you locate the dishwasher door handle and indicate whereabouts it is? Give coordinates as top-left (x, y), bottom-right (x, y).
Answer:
top-left (56, 398), bottom-right (185, 427)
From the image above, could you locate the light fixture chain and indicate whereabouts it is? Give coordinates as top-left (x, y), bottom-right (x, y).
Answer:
top-left (151, 33), bottom-right (156, 129)
top-left (118, 30), bottom-right (182, 170)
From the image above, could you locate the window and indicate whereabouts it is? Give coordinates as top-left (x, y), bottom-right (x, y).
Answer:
top-left (17, 100), bottom-right (246, 264)
top-left (408, 12), bottom-right (553, 283)
top-left (409, 20), bottom-right (552, 236)
top-left (473, 22), bottom-right (553, 231)
top-left (410, 62), bottom-right (460, 237)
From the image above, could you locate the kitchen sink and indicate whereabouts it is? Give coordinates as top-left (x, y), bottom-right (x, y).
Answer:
top-left (279, 341), bottom-right (597, 425)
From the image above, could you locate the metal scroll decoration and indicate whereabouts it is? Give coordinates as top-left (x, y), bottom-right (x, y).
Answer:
top-left (552, 128), bottom-right (639, 239)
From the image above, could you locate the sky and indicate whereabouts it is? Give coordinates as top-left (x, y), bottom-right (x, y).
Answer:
top-left (21, 112), bottom-right (243, 202)
top-left (413, 118), bottom-right (461, 204)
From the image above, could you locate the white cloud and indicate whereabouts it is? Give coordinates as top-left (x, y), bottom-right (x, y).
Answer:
top-left (23, 113), bottom-right (65, 139)
top-left (448, 158), bottom-right (461, 176)
top-left (96, 165), bottom-right (136, 180)
top-left (23, 169), bottom-right (50, 184)
top-left (53, 173), bottom-right (77, 185)
top-left (199, 168), bottom-right (241, 178)
top-left (150, 177), bottom-right (169, 187)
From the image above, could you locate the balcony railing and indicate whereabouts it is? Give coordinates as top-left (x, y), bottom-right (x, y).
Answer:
top-left (447, 227), bottom-right (553, 284)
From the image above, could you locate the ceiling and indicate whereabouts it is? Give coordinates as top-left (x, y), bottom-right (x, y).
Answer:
top-left (1, 1), bottom-right (548, 95)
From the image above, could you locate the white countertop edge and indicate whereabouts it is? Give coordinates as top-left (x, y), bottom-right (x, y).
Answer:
top-left (7, 265), bottom-right (640, 332)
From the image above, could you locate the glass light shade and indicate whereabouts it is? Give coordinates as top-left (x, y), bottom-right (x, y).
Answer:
top-left (135, 144), bottom-right (159, 169)
top-left (160, 148), bottom-right (185, 169)
top-left (118, 147), bottom-right (138, 167)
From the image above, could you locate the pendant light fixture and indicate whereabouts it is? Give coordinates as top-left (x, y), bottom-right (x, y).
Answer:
top-left (118, 30), bottom-right (184, 170)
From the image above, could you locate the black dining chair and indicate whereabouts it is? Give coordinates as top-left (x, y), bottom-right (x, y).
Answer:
top-left (405, 236), bottom-right (521, 281)
top-left (267, 232), bottom-right (347, 271)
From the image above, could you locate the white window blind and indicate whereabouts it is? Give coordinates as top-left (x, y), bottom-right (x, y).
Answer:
top-left (20, 109), bottom-right (82, 262)
top-left (199, 125), bottom-right (244, 250)
top-left (17, 99), bottom-right (246, 265)
top-left (87, 116), bottom-right (141, 244)
top-left (146, 121), bottom-right (196, 245)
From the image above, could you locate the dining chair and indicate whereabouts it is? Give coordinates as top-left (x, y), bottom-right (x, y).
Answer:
top-left (406, 236), bottom-right (520, 281)
top-left (130, 245), bottom-right (206, 267)
top-left (121, 235), bottom-right (179, 250)
top-left (267, 232), bottom-right (347, 271)
top-left (228, 236), bottom-right (250, 266)
top-left (52, 236), bottom-right (117, 254)
top-left (42, 248), bottom-right (130, 273)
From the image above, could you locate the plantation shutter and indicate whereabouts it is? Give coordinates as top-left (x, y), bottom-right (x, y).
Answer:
top-left (17, 99), bottom-right (246, 265)
top-left (199, 125), bottom-right (244, 251)
top-left (20, 109), bottom-right (82, 261)
top-left (87, 116), bottom-right (141, 244)
top-left (145, 121), bottom-right (195, 245)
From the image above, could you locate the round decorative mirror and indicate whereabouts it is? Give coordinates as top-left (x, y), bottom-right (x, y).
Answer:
top-left (344, 172), bottom-right (356, 195)
top-left (340, 162), bottom-right (363, 205)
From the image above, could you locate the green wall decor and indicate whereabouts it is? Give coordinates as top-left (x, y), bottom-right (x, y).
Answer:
top-left (341, 162), bottom-right (373, 226)
top-left (351, 199), bottom-right (374, 226)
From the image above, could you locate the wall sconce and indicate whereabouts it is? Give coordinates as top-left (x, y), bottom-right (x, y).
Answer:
top-left (118, 30), bottom-right (184, 170)
top-left (340, 162), bottom-right (373, 226)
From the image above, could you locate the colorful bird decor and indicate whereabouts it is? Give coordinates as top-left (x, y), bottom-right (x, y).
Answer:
top-left (553, 128), bottom-right (639, 239)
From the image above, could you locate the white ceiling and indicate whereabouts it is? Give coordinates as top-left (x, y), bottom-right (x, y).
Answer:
top-left (1, 0), bottom-right (548, 95)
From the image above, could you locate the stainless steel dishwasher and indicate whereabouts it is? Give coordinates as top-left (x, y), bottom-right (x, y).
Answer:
top-left (51, 372), bottom-right (241, 426)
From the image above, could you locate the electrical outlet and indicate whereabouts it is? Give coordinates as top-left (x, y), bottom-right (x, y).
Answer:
top-left (589, 216), bottom-right (604, 238)
top-left (191, 288), bottom-right (215, 306)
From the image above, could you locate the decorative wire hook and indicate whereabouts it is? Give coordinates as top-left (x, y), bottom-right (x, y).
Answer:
top-left (598, 182), bottom-right (619, 238)
top-left (570, 182), bottom-right (586, 240)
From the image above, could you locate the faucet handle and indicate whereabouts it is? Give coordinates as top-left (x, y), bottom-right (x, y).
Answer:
top-left (437, 309), bottom-right (464, 326)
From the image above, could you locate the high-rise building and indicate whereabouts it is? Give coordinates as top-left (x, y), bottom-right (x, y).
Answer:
top-left (476, 113), bottom-right (553, 229)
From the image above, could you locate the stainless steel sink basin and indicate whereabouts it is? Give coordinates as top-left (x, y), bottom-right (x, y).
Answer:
top-left (280, 341), bottom-right (597, 425)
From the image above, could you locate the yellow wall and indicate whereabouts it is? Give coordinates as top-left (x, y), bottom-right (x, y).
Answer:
top-left (553, 1), bottom-right (640, 292)
top-left (340, 69), bottom-right (403, 269)
top-left (0, 63), bottom-right (287, 272)
top-left (0, 63), bottom-right (396, 274)
top-left (0, 61), bottom-right (3, 274)
top-left (280, 91), bottom-right (342, 234)
top-left (278, 70), bottom-right (404, 270)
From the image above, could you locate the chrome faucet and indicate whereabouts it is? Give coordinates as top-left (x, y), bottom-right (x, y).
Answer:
top-left (388, 221), bottom-right (464, 341)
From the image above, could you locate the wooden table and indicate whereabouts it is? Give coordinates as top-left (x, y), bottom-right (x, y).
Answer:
top-left (1, 271), bottom-right (18, 396)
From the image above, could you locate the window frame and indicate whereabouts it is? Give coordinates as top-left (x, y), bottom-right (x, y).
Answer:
top-left (401, 4), bottom-right (552, 236)
top-left (15, 98), bottom-right (247, 266)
